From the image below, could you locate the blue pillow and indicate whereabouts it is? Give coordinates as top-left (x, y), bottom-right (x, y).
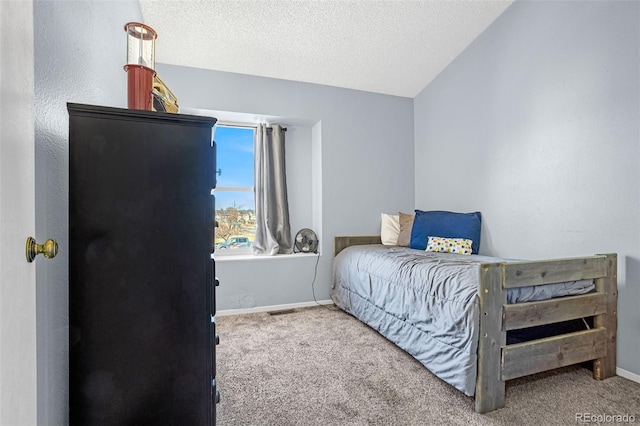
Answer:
top-left (409, 210), bottom-right (482, 254)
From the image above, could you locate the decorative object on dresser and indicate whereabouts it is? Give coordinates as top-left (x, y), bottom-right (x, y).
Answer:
top-left (123, 22), bottom-right (157, 111)
top-left (68, 103), bottom-right (219, 425)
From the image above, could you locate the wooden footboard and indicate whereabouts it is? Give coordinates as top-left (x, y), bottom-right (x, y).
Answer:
top-left (475, 253), bottom-right (617, 413)
top-left (334, 236), bottom-right (618, 414)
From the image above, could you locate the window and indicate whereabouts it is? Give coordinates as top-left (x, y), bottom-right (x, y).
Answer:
top-left (213, 124), bottom-right (256, 255)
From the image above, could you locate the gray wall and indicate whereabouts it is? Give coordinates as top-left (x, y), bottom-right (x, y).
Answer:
top-left (157, 63), bottom-right (415, 310)
top-left (414, 0), bottom-right (639, 377)
top-left (34, 1), bottom-right (143, 423)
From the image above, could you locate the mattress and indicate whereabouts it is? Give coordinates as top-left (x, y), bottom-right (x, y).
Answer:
top-left (331, 245), bottom-right (595, 396)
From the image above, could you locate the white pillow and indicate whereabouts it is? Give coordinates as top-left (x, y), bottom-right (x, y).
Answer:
top-left (381, 213), bottom-right (400, 245)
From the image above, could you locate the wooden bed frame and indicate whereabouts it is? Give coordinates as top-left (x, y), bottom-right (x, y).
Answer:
top-left (334, 236), bottom-right (617, 414)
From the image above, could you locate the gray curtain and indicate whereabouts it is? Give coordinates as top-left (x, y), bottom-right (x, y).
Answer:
top-left (253, 124), bottom-right (293, 255)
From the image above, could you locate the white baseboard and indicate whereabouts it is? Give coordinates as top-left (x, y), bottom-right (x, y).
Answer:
top-left (617, 367), bottom-right (640, 384)
top-left (217, 300), bottom-right (334, 317)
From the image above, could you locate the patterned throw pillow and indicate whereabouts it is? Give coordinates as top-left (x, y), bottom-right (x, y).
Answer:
top-left (425, 236), bottom-right (473, 255)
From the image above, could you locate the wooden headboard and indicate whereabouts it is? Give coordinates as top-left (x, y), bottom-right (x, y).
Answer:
top-left (334, 235), bottom-right (382, 256)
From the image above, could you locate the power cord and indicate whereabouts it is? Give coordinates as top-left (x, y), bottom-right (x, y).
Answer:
top-left (310, 252), bottom-right (339, 311)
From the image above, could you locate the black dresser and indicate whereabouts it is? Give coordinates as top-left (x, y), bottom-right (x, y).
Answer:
top-left (68, 103), bottom-right (219, 425)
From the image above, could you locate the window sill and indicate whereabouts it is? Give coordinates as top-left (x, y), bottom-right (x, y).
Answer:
top-left (212, 252), bottom-right (320, 262)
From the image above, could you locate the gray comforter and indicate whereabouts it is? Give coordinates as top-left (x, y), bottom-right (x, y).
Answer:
top-left (331, 245), bottom-right (594, 396)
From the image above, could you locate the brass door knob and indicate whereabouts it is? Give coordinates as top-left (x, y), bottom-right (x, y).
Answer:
top-left (26, 237), bottom-right (58, 263)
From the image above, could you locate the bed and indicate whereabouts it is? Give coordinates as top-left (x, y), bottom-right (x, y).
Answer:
top-left (331, 235), bottom-right (617, 413)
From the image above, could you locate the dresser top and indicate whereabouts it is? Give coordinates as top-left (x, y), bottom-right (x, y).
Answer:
top-left (67, 103), bottom-right (217, 128)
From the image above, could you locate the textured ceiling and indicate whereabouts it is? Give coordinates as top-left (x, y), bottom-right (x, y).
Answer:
top-left (140, 0), bottom-right (513, 98)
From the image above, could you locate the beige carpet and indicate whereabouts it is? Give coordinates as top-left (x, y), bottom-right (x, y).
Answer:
top-left (216, 306), bottom-right (639, 425)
